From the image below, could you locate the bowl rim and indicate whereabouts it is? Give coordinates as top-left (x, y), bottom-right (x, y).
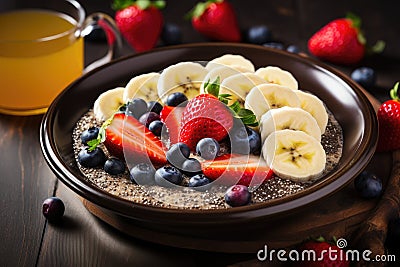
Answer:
top-left (40, 42), bottom-right (378, 221)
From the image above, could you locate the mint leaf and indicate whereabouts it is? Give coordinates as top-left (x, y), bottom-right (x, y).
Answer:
top-left (228, 101), bottom-right (241, 113)
top-left (204, 77), bottom-right (220, 97)
top-left (87, 116), bottom-right (113, 151)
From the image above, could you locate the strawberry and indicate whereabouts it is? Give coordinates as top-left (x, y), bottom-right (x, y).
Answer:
top-left (187, 0), bottom-right (241, 42)
top-left (201, 154), bottom-right (274, 186)
top-left (102, 113), bottom-right (167, 166)
top-left (308, 13), bottom-right (366, 65)
top-left (376, 82), bottom-right (400, 152)
top-left (297, 237), bottom-right (349, 267)
top-left (160, 105), bottom-right (185, 145)
top-left (113, 0), bottom-right (165, 52)
top-left (179, 93), bottom-right (233, 150)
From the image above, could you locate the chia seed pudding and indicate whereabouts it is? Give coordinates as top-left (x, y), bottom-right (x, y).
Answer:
top-left (72, 108), bottom-right (343, 210)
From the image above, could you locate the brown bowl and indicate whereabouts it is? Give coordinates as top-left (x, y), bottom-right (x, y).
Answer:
top-left (40, 43), bottom-right (377, 252)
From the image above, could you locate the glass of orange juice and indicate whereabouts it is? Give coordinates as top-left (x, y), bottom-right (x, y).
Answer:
top-left (0, 0), bottom-right (121, 115)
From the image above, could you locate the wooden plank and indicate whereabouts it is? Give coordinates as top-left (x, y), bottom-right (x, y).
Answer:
top-left (38, 182), bottom-right (254, 266)
top-left (0, 115), bottom-right (56, 266)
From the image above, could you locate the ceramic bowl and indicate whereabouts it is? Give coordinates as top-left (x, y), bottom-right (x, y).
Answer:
top-left (40, 43), bottom-right (378, 252)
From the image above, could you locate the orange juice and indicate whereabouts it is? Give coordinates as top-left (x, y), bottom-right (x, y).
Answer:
top-left (0, 10), bottom-right (83, 115)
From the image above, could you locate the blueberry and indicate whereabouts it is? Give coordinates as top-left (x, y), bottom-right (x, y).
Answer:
top-left (42, 197), bottom-right (65, 222)
top-left (230, 126), bottom-right (261, 155)
top-left (104, 157), bottom-right (125, 175)
top-left (161, 23), bottom-right (182, 45)
top-left (188, 174), bottom-right (212, 190)
top-left (286, 44), bottom-right (300, 54)
top-left (224, 185), bottom-right (251, 207)
top-left (166, 142), bottom-right (191, 168)
top-left (78, 147), bottom-right (106, 168)
top-left (181, 158), bottom-right (202, 176)
top-left (263, 42), bottom-right (284, 50)
top-left (166, 92), bottom-right (188, 107)
top-left (354, 171), bottom-right (383, 198)
top-left (196, 138), bottom-right (220, 160)
top-left (80, 127), bottom-right (99, 145)
top-left (155, 166), bottom-right (183, 187)
top-left (130, 163), bottom-right (156, 185)
top-left (350, 67), bottom-right (376, 89)
top-left (245, 25), bottom-right (272, 45)
top-left (148, 120), bottom-right (165, 137)
top-left (127, 98), bottom-right (148, 119)
top-left (139, 111), bottom-right (160, 127)
top-left (147, 101), bottom-right (163, 114)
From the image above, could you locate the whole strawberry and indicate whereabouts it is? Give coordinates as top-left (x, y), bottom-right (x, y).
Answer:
top-left (377, 82), bottom-right (400, 152)
top-left (187, 0), bottom-right (241, 42)
top-left (297, 237), bottom-right (349, 267)
top-left (113, 0), bottom-right (165, 52)
top-left (308, 14), bottom-right (365, 65)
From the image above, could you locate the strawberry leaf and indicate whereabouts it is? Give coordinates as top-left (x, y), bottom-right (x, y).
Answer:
top-left (87, 116), bottom-right (113, 151)
top-left (204, 77), bottom-right (221, 97)
top-left (390, 82), bottom-right (400, 101)
top-left (112, 0), bottom-right (135, 10)
top-left (185, 0), bottom-right (223, 19)
top-left (371, 40), bottom-right (385, 53)
top-left (112, 0), bottom-right (165, 11)
top-left (136, 0), bottom-right (151, 10)
top-left (346, 12), bottom-right (362, 29)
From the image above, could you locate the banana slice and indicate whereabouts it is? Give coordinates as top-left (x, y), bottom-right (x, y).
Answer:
top-left (200, 65), bottom-right (246, 93)
top-left (205, 54), bottom-right (255, 72)
top-left (93, 87), bottom-right (125, 122)
top-left (259, 106), bottom-right (321, 143)
top-left (263, 129), bottom-right (326, 182)
top-left (255, 66), bottom-right (298, 90)
top-left (294, 90), bottom-right (328, 134)
top-left (245, 84), bottom-right (301, 121)
top-left (157, 62), bottom-right (208, 104)
top-left (220, 72), bottom-right (267, 105)
top-left (123, 73), bottom-right (160, 103)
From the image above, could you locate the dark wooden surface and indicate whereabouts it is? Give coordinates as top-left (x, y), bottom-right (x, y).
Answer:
top-left (1, 1), bottom-right (400, 266)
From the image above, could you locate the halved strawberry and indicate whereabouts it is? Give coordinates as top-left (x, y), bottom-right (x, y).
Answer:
top-left (103, 113), bottom-right (167, 166)
top-left (201, 154), bottom-right (274, 186)
top-left (160, 105), bottom-right (185, 145)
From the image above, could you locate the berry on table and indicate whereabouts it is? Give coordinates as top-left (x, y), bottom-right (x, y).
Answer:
top-left (130, 163), bottom-right (156, 185)
top-left (78, 147), bottom-right (107, 168)
top-left (104, 157), bottom-right (125, 175)
top-left (286, 44), bottom-right (300, 54)
top-left (155, 166), bottom-right (183, 187)
top-left (196, 137), bottom-right (220, 160)
top-left (80, 127), bottom-right (99, 145)
top-left (244, 25), bottom-right (272, 45)
top-left (161, 22), bottom-right (182, 45)
top-left (224, 185), bottom-right (251, 207)
top-left (350, 67), bottom-right (376, 89)
top-left (42, 197), bottom-right (65, 222)
top-left (354, 171), bottom-right (383, 198)
top-left (263, 42), bottom-right (284, 50)
top-left (166, 92), bottom-right (188, 107)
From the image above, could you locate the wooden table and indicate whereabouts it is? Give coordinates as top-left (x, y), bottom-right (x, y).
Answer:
top-left (1, 1), bottom-right (400, 266)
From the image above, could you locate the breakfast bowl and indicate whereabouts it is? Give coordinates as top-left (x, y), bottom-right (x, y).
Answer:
top-left (40, 43), bottom-right (378, 252)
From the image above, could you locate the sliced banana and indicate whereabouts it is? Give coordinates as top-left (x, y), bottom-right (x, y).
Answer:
top-left (93, 87), bottom-right (125, 122)
top-left (123, 73), bottom-right (160, 103)
top-left (200, 65), bottom-right (246, 93)
top-left (220, 72), bottom-right (267, 105)
top-left (263, 129), bottom-right (326, 182)
top-left (255, 66), bottom-right (298, 90)
top-left (294, 90), bottom-right (328, 134)
top-left (245, 84), bottom-right (301, 121)
top-left (205, 54), bottom-right (255, 72)
top-left (260, 106), bottom-right (321, 143)
top-left (157, 62), bottom-right (208, 104)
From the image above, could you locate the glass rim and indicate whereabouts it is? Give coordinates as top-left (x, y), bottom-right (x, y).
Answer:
top-left (0, 0), bottom-right (86, 44)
